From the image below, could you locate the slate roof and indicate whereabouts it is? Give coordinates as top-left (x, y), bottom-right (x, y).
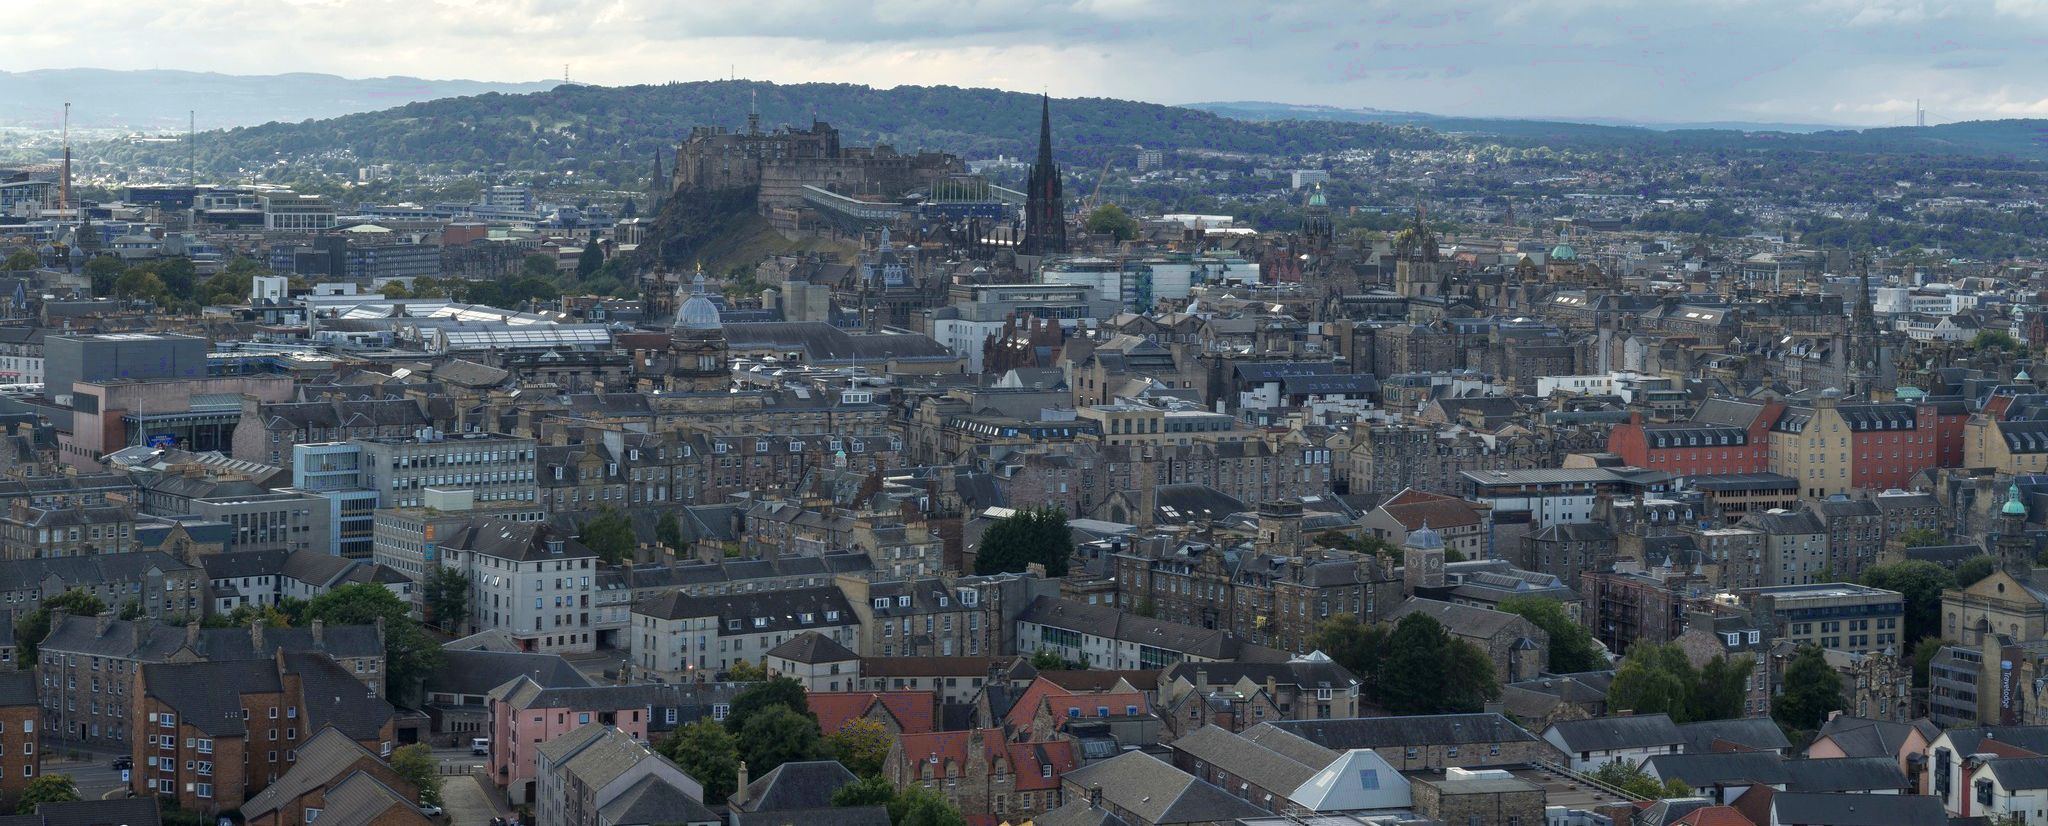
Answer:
top-left (1811, 716), bottom-right (1923, 759)
top-left (601, 772), bottom-right (721, 825)
top-left (30, 799), bottom-right (164, 826)
top-left (289, 652), bottom-right (395, 740)
top-left (632, 586), bottom-right (855, 637)
top-left (0, 672), bottom-right (36, 708)
top-left (0, 551), bottom-right (194, 593)
top-left (765, 632), bottom-right (858, 665)
top-left (242, 728), bottom-right (394, 819)
top-left (1258, 713), bottom-right (1542, 749)
top-left (40, 614), bottom-right (383, 663)
top-left (1678, 717), bottom-right (1791, 754)
top-left (1739, 507), bottom-right (1826, 536)
top-left (1644, 752), bottom-right (1788, 787)
top-left (141, 659), bottom-right (284, 735)
top-left (1166, 725), bottom-right (1321, 794)
top-left (1986, 756), bottom-right (2048, 791)
top-left (1544, 713), bottom-right (1684, 752)
top-left (1061, 751), bottom-right (1266, 825)
top-left (731, 760), bottom-right (858, 812)
top-left (1781, 756), bottom-right (1907, 793)
top-left (427, 649), bottom-right (590, 699)
top-left (1159, 657), bottom-right (1359, 694)
top-left (1640, 424), bottom-right (1751, 449)
top-left (1019, 596), bottom-right (1262, 661)
top-left (1386, 598), bottom-right (1541, 642)
top-left (298, 770), bottom-right (424, 826)
top-left (1769, 791), bottom-right (1942, 826)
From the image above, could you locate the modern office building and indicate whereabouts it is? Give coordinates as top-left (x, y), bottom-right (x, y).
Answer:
top-left (1742, 582), bottom-right (1905, 655)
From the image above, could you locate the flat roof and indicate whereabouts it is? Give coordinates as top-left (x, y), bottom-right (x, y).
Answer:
top-left (1741, 583), bottom-right (1899, 600)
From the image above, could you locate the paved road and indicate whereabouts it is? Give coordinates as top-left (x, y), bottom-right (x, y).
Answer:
top-left (40, 744), bottom-right (128, 801)
top-left (441, 771), bottom-right (511, 826)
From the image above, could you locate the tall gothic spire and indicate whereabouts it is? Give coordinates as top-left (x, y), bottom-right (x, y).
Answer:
top-left (1022, 94), bottom-right (1068, 257)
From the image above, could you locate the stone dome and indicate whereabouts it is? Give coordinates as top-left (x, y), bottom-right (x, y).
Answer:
top-left (674, 271), bottom-right (722, 330)
top-left (1405, 524), bottom-right (1444, 550)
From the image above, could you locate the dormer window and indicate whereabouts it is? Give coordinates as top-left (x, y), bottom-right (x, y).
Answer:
top-left (755, 440), bottom-right (769, 454)
top-left (897, 596), bottom-right (910, 608)
top-left (874, 598), bottom-right (889, 609)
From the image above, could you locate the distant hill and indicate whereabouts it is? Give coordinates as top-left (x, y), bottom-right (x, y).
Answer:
top-left (1185, 100), bottom-right (1846, 134)
top-left (1186, 100), bottom-right (2048, 160)
top-left (94, 80), bottom-right (1456, 184)
top-left (0, 69), bottom-right (560, 129)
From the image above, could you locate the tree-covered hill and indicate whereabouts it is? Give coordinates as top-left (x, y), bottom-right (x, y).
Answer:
top-left (96, 80), bottom-right (1456, 185)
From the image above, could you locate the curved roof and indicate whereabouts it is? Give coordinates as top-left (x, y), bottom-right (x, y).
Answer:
top-left (675, 272), bottom-right (722, 330)
top-left (1550, 243), bottom-right (1577, 261)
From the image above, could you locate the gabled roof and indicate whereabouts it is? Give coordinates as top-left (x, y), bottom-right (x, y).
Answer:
top-left (1167, 725), bottom-right (1320, 796)
top-left (808, 691), bottom-right (937, 735)
top-left (765, 631), bottom-right (858, 665)
top-left (731, 760), bottom-right (858, 812)
top-left (242, 728), bottom-right (400, 820)
top-left (1287, 747), bottom-right (1412, 812)
top-left (1769, 791), bottom-right (1942, 826)
top-left (1544, 713), bottom-right (1684, 752)
top-left (1060, 751), bottom-right (1265, 825)
top-left (1644, 751), bottom-right (1788, 787)
top-left (427, 649), bottom-right (590, 698)
top-left (1678, 717), bottom-right (1791, 754)
top-left (1811, 716), bottom-right (1924, 759)
top-left (1257, 713), bottom-right (1541, 749)
top-left (601, 772), bottom-right (722, 825)
top-left (1781, 756), bottom-right (1907, 793)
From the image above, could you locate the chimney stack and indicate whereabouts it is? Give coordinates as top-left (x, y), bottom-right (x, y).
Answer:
top-left (311, 619), bottom-right (325, 646)
top-left (733, 762), bottom-right (751, 807)
top-left (250, 620), bottom-right (264, 653)
top-left (95, 611), bottom-right (112, 636)
top-left (185, 620), bottom-right (201, 650)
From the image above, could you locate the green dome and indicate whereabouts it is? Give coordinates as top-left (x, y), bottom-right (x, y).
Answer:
top-left (2006, 483), bottom-right (2028, 516)
top-left (1550, 244), bottom-right (1577, 261)
top-left (1895, 386), bottom-right (1925, 400)
top-left (1307, 184), bottom-right (1327, 208)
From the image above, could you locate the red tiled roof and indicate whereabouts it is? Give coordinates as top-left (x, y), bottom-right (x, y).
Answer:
top-left (808, 690), bottom-right (938, 735)
top-left (1674, 804), bottom-right (1757, 826)
top-left (1007, 740), bottom-right (1078, 791)
top-left (1381, 496), bottom-right (1484, 530)
top-left (1384, 487), bottom-right (1459, 508)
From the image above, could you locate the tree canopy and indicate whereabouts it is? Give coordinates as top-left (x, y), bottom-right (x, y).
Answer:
top-left (725, 676), bottom-right (812, 735)
top-left (1606, 642), bottom-right (1750, 723)
top-left (736, 704), bottom-right (825, 777)
top-left (303, 583), bottom-right (443, 706)
top-left (390, 743), bottom-right (443, 806)
top-left (973, 506), bottom-right (1072, 577)
top-left (825, 717), bottom-right (892, 778)
top-left (1956, 555), bottom-right (1997, 588)
top-left (1498, 596), bottom-right (1608, 674)
top-left (15, 773), bottom-right (79, 813)
top-left (421, 566), bottom-right (470, 632)
top-left (1858, 560), bottom-right (1954, 647)
top-left (659, 720), bottom-right (741, 804)
top-left (1084, 204), bottom-right (1141, 241)
top-left (1773, 645), bottom-right (1844, 733)
top-left (1591, 761), bottom-right (1693, 800)
top-left (1374, 613), bottom-right (1500, 714)
top-left (577, 507), bottom-right (637, 565)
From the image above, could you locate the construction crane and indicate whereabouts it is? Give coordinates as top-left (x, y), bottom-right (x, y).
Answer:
top-left (1080, 155), bottom-right (1115, 214)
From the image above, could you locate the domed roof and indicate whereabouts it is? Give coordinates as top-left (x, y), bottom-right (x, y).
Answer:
top-left (1549, 244), bottom-right (1577, 261)
top-left (1404, 523), bottom-right (1444, 550)
top-left (2006, 483), bottom-right (2029, 516)
top-left (1820, 387), bottom-right (1844, 399)
top-left (674, 269), bottom-right (722, 331)
top-left (1307, 184), bottom-right (1327, 208)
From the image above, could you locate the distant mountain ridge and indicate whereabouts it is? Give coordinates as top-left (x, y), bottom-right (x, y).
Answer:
top-left (1183, 100), bottom-right (1849, 134)
top-left (0, 69), bottom-right (560, 129)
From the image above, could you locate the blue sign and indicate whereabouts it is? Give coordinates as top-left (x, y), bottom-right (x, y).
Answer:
top-left (148, 435), bottom-right (176, 448)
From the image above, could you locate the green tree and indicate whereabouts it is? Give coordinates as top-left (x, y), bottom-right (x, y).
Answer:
top-left (1974, 329), bottom-right (2021, 351)
top-left (725, 659), bottom-right (767, 682)
top-left (1310, 614), bottom-right (1389, 692)
top-left (1691, 656), bottom-right (1753, 722)
top-left (973, 506), bottom-right (1071, 577)
top-left (578, 507), bottom-right (636, 565)
top-left (1607, 642), bottom-right (1699, 721)
top-left (15, 590), bottom-right (108, 668)
top-left (422, 566), bottom-right (470, 632)
top-left (1898, 527), bottom-right (1946, 548)
top-left (1957, 555), bottom-right (1997, 587)
top-left (379, 281), bottom-right (409, 299)
top-left (825, 717), bottom-right (892, 778)
top-left (655, 511), bottom-right (685, 553)
top-left (1773, 645), bottom-right (1844, 733)
top-left (390, 743), bottom-right (443, 806)
top-left (153, 257), bottom-right (197, 300)
top-left (1029, 649), bottom-right (1067, 671)
top-left (1, 249), bottom-right (38, 271)
top-left (725, 676), bottom-right (812, 735)
top-left (1498, 596), bottom-right (1608, 674)
top-left (521, 253), bottom-right (559, 279)
top-left (577, 237), bottom-right (605, 279)
top-left (1590, 761), bottom-right (1693, 800)
top-left (1084, 204), bottom-right (1140, 241)
top-left (735, 704), bottom-right (824, 777)
top-left (1913, 636), bottom-right (1949, 688)
top-left (117, 600), bottom-right (145, 621)
top-left (1376, 613), bottom-right (1499, 714)
top-left (84, 255), bottom-right (125, 297)
top-left (895, 785), bottom-right (969, 826)
top-left (1859, 560), bottom-right (1955, 646)
top-left (15, 773), bottom-right (79, 813)
top-left (831, 774), bottom-right (896, 808)
top-left (659, 720), bottom-right (741, 804)
top-left (113, 269), bottom-right (167, 302)
top-left (409, 275), bottom-right (448, 298)
top-left (303, 583), bottom-right (443, 705)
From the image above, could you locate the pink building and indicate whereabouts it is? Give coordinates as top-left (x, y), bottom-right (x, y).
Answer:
top-left (486, 676), bottom-right (743, 804)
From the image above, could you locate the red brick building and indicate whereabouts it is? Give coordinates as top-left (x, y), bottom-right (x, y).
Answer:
top-left (131, 651), bottom-right (395, 814)
top-left (0, 672), bottom-right (39, 802)
top-left (1607, 405), bottom-right (1779, 479)
top-left (883, 728), bottom-right (1078, 822)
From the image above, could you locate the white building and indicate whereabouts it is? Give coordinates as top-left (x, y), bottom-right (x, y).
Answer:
top-left (1541, 714), bottom-right (1685, 772)
top-left (258, 190), bottom-right (337, 232)
top-left (438, 519), bottom-right (598, 654)
top-left (630, 585), bottom-right (859, 681)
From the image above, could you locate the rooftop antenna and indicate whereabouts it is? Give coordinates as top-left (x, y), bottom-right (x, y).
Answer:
top-left (189, 110), bottom-right (197, 186)
top-left (1916, 99), bottom-right (1925, 128)
top-left (564, 64), bottom-right (570, 84)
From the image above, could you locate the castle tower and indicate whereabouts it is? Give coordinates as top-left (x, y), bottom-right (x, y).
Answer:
top-left (1402, 522), bottom-right (1446, 594)
top-left (1022, 95), bottom-right (1068, 257)
top-left (667, 266), bottom-right (729, 394)
top-left (2000, 483), bottom-right (2034, 583)
top-left (1391, 209), bottom-right (1442, 300)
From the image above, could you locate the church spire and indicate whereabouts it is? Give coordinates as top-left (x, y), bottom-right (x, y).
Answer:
top-left (1022, 94), bottom-right (1067, 257)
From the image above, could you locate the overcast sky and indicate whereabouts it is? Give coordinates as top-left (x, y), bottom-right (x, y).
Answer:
top-left (15, 0), bottom-right (2048, 127)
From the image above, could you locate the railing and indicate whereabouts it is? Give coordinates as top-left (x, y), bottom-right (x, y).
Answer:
top-left (1528, 758), bottom-right (1649, 801)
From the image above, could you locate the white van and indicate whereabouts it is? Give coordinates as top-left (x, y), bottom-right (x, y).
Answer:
top-left (471, 737), bottom-right (490, 756)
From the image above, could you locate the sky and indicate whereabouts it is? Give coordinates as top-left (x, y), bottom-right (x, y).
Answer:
top-left (13, 0), bottom-right (2048, 127)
